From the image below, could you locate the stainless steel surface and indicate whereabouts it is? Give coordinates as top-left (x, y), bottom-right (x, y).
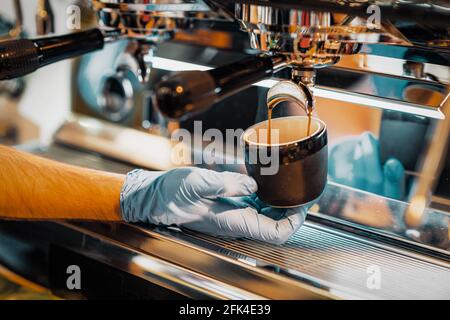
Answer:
top-left (336, 52), bottom-right (450, 86)
top-left (311, 85), bottom-right (444, 120)
top-left (185, 2), bottom-right (406, 123)
top-left (51, 217), bottom-right (450, 299)
top-left (74, 0), bottom-right (450, 122)
top-left (97, 40), bottom-right (155, 119)
top-left (0, 218), bottom-right (269, 299)
top-left (154, 54), bottom-right (446, 118)
top-left (230, 0), bottom-right (448, 129)
top-left (267, 80), bottom-right (314, 114)
top-left (235, 3), bottom-right (407, 68)
top-left (61, 222), bottom-right (267, 299)
top-left (178, 222), bottom-right (450, 299)
top-left (94, 0), bottom-right (212, 13)
top-left (61, 220), bottom-right (332, 299)
top-left (93, 0), bottom-right (223, 41)
top-left (215, 1), bottom-right (450, 31)
top-left (73, 45), bottom-right (447, 139)
top-left (65, 202), bottom-right (450, 299)
top-left (315, 183), bottom-right (450, 256)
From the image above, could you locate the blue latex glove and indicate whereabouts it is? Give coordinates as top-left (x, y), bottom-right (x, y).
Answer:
top-left (120, 167), bottom-right (307, 245)
top-left (328, 132), bottom-right (405, 199)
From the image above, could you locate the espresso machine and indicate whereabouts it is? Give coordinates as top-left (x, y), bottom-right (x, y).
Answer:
top-left (0, 0), bottom-right (449, 299)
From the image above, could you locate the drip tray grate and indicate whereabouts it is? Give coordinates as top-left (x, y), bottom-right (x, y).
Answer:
top-left (182, 222), bottom-right (450, 299)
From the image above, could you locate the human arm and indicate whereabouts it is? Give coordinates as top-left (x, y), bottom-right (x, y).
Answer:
top-left (0, 145), bottom-right (307, 244)
top-left (0, 145), bottom-right (124, 220)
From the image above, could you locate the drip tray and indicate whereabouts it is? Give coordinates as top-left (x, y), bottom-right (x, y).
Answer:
top-left (159, 222), bottom-right (450, 299)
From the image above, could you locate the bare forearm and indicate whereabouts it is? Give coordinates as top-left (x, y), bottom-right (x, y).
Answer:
top-left (0, 145), bottom-right (125, 221)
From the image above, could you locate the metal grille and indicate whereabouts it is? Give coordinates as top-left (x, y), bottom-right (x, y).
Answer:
top-left (184, 223), bottom-right (450, 299)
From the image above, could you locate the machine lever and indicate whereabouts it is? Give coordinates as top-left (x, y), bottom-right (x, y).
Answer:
top-left (0, 28), bottom-right (104, 80)
top-left (154, 54), bottom-right (288, 120)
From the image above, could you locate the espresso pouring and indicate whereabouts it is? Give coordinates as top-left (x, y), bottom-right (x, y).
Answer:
top-left (267, 101), bottom-right (313, 144)
top-left (252, 116), bottom-right (320, 145)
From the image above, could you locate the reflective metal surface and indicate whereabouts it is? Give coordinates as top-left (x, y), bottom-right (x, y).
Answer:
top-left (3, 214), bottom-right (448, 299)
top-left (93, 0), bottom-right (224, 41)
top-left (316, 183), bottom-right (450, 255)
top-left (214, 1), bottom-right (450, 31)
top-left (235, 3), bottom-right (408, 67)
top-left (177, 222), bottom-right (450, 299)
top-left (68, 218), bottom-right (450, 299)
top-left (94, 0), bottom-right (212, 13)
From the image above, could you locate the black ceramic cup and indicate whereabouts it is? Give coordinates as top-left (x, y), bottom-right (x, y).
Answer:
top-left (242, 115), bottom-right (328, 207)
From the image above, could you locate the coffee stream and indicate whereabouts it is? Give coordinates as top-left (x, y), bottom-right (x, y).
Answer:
top-left (267, 103), bottom-right (313, 145)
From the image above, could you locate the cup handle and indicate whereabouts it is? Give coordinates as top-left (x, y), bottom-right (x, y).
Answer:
top-left (267, 80), bottom-right (314, 114)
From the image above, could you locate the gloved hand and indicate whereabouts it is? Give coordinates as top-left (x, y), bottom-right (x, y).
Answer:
top-left (328, 132), bottom-right (405, 200)
top-left (120, 167), bottom-right (307, 245)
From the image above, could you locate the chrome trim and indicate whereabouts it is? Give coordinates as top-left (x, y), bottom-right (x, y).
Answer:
top-left (93, 0), bottom-right (222, 40)
top-left (336, 54), bottom-right (450, 85)
top-left (93, 0), bottom-right (212, 13)
top-left (255, 81), bottom-right (444, 119)
top-left (55, 217), bottom-right (450, 300)
top-left (234, 3), bottom-right (410, 68)
top-left (235, 4), bottom-right (409, 44)
top-left (211, 0), bottom-right (450, 30)
top-left (58, 221), bottom-right (334, 299)
top-left (312, 85), bottom-right (444, 120)
top-left (58, 222), bottom-right (265, 299)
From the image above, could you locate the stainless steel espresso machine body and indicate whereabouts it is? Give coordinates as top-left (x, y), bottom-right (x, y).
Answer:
top-left (0, 0), bottom-right (449, 299)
